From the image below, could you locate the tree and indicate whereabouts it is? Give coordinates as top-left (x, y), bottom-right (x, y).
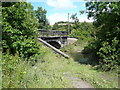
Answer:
top-left (52, 21), bottom-right (69, 31)
top-left (86, 2), bottom-right (120, 70)
top-left (35, 7), bottom-right (50, 29)
top-left (70, 13), bottom-right (79, 29)
top-left (2, 2), bottom-right (40, 58)
top-left (0, 4), bottom-right (2, 49)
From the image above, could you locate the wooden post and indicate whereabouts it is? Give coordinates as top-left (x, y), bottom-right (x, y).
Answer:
top-left (68, 13), bottom-right (70, 34)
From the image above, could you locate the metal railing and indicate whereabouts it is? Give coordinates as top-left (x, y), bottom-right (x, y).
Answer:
top-left (38, 29), bottom-right (68, 37)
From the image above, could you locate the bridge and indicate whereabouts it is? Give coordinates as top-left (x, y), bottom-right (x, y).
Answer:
top-left (39, 29), bottom-right (68, 37)
top-left (40, 36), bottom-right (67, 49)
top-left (38, 29), bottom-right (78, 58)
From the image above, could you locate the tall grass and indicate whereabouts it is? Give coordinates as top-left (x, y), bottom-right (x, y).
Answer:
top-left (2, 45), bottom-right (46, 88)
top-left (0, 51), bottom-right (2, 89)
top-left (2, 42), bottom-right (118, 88)
top-left (2, 46), bottom-right (72, 88)
top-left (61, 40), bottom-right (118, 88)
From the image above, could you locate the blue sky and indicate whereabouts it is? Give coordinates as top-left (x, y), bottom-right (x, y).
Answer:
top-left (27, 0), bottom-right (93, 25)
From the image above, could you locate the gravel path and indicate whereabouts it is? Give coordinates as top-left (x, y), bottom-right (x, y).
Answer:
top-left (64, 72), bottom-right (94, 88)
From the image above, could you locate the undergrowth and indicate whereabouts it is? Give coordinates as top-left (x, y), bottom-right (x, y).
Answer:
top-left (2, 41), bottom-right (119, 88)
top-left (61, 39), bottom-right (118, 88)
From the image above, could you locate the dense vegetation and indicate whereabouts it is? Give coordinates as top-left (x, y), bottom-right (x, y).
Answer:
top-left (2, 40), bottom-right (118, 88)
top-left (55, 2), bottom-right (120, 71)
top-left (35, 7), bottom-right (50, 29)
top-left (85, 2), bottom-right (120, 71)
top-left (1, 1), bottom-right (119, 88)
top-left (69, 22), bottom-right (96, 41)
top-left (2, 2), bottom-right (40, 58)
top-left (52, 21), bottom-right (71, 31)
top-left (51, 2), bottom-right (120, 71)
top-left (2, 2), bottom-right (47, 88)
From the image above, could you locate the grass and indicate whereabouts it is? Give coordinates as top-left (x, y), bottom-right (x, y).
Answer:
top-left (61, 39), bottom-right (118, 88)
top-left (2, 40), bottom-right (119, 88)
top-left (0, 51), bottom-right (2, 89)
top-left (2, 46), bottom-right (72, 88)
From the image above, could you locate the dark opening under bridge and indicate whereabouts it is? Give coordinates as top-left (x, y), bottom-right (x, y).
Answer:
top-left (38, 29), bottom-right (78, 58)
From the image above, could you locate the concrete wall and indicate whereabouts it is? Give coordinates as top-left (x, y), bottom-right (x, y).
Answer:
top-left (67, 38), bottom-right (78, 45)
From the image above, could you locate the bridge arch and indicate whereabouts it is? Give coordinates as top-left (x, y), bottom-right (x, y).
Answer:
top-left (47, 41), bottom-right (61, 49)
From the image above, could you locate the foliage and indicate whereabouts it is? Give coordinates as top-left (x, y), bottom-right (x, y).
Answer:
top-left (70, 13), bottom-right (79, 29)
top-left (68, 12), bottom-right (97, 41)
top-left (85, 2), bottom-right (120, 71)
top-left (2, 45), bottom-right (46, 88)
top-left (2, 53), bottom-right (34, 88)
top-left (69, 22), bottom-right (96, 41)
top-left (2, 46), bottom-right (70, 88)
top-left (0, 3), bottom-right (2, 89)
top-left (97, 38), bottom-right (120, 71)
top-left (52, 21), bottom-right (70, 31)
top-left (52, 20), bottom-right (96, 42)
top-left (35, 7), bottom-right (50, 29)
top-left (2, 41), bottom-right (118, 88)
top-left (2, 2), bottom-right (40, 58)
top-left (2, 53), bottom-right (24, 88)
top-left (0, 4), bottom-right (2, 47)
top-left (61, 40), bottom-right (118, 88)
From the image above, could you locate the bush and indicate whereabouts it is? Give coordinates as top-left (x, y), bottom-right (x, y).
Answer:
top-left (2, 2), bottom-right (40, 58)
top-left (2, 53), bottom-right (22, 88)
top-left (97, 38), bottom-right (119, 71)
top-left (85, 2), bottom-right (120, 71)
top-left (69, 22), bottom-right (96, 41)
top-left (2, 44), bottom-right (48, 88)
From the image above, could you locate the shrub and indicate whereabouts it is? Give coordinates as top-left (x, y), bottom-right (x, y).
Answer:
top-left (97, 38), bottom-right (119, 71)
top-left (2, 2), bottom-right (40, 58)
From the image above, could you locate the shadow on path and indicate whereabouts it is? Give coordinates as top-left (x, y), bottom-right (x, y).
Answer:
top-left (68, 51), bottom-right (98, 66)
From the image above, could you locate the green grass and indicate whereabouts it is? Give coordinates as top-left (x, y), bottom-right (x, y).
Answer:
top-left (2, 41), bottom-right (118, 88)
top-left (2, 47), bottom-right (72, 88)
top-left (0, 51), bottom-right (2, 89)
top-left (60, 40), bottom-right (118, 88)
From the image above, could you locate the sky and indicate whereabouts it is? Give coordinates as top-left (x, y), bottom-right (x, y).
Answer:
top-left (27, 0), bottom-right (93, 25)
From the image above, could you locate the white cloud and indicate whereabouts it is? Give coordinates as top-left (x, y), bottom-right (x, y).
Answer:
top-left (27, 0), bottom-right (47, 2)
top-left (78, 14), bottom-right (93, 22)
top-left (48, 13), bottom-right (68, 25)
top-left (48, 13), bottom-right (93, 25)
top-left (78, 17), bottom-right (93, 22)
top-left (46, 0), bottom-right (77, 10)
top-left (27, 0), bottom-right (87, 2)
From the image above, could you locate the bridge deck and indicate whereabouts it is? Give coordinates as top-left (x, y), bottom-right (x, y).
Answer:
top-left (38, 29), bottom-right (68, 36)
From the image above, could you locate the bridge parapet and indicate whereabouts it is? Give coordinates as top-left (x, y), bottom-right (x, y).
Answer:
top-left (38, 29), bottom-right (68, 37)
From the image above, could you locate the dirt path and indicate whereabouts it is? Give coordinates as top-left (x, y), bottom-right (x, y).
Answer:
top-left (62, 42), bottom-right (94, 88)
top-left (64, 72), bottom-right (94, 88)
